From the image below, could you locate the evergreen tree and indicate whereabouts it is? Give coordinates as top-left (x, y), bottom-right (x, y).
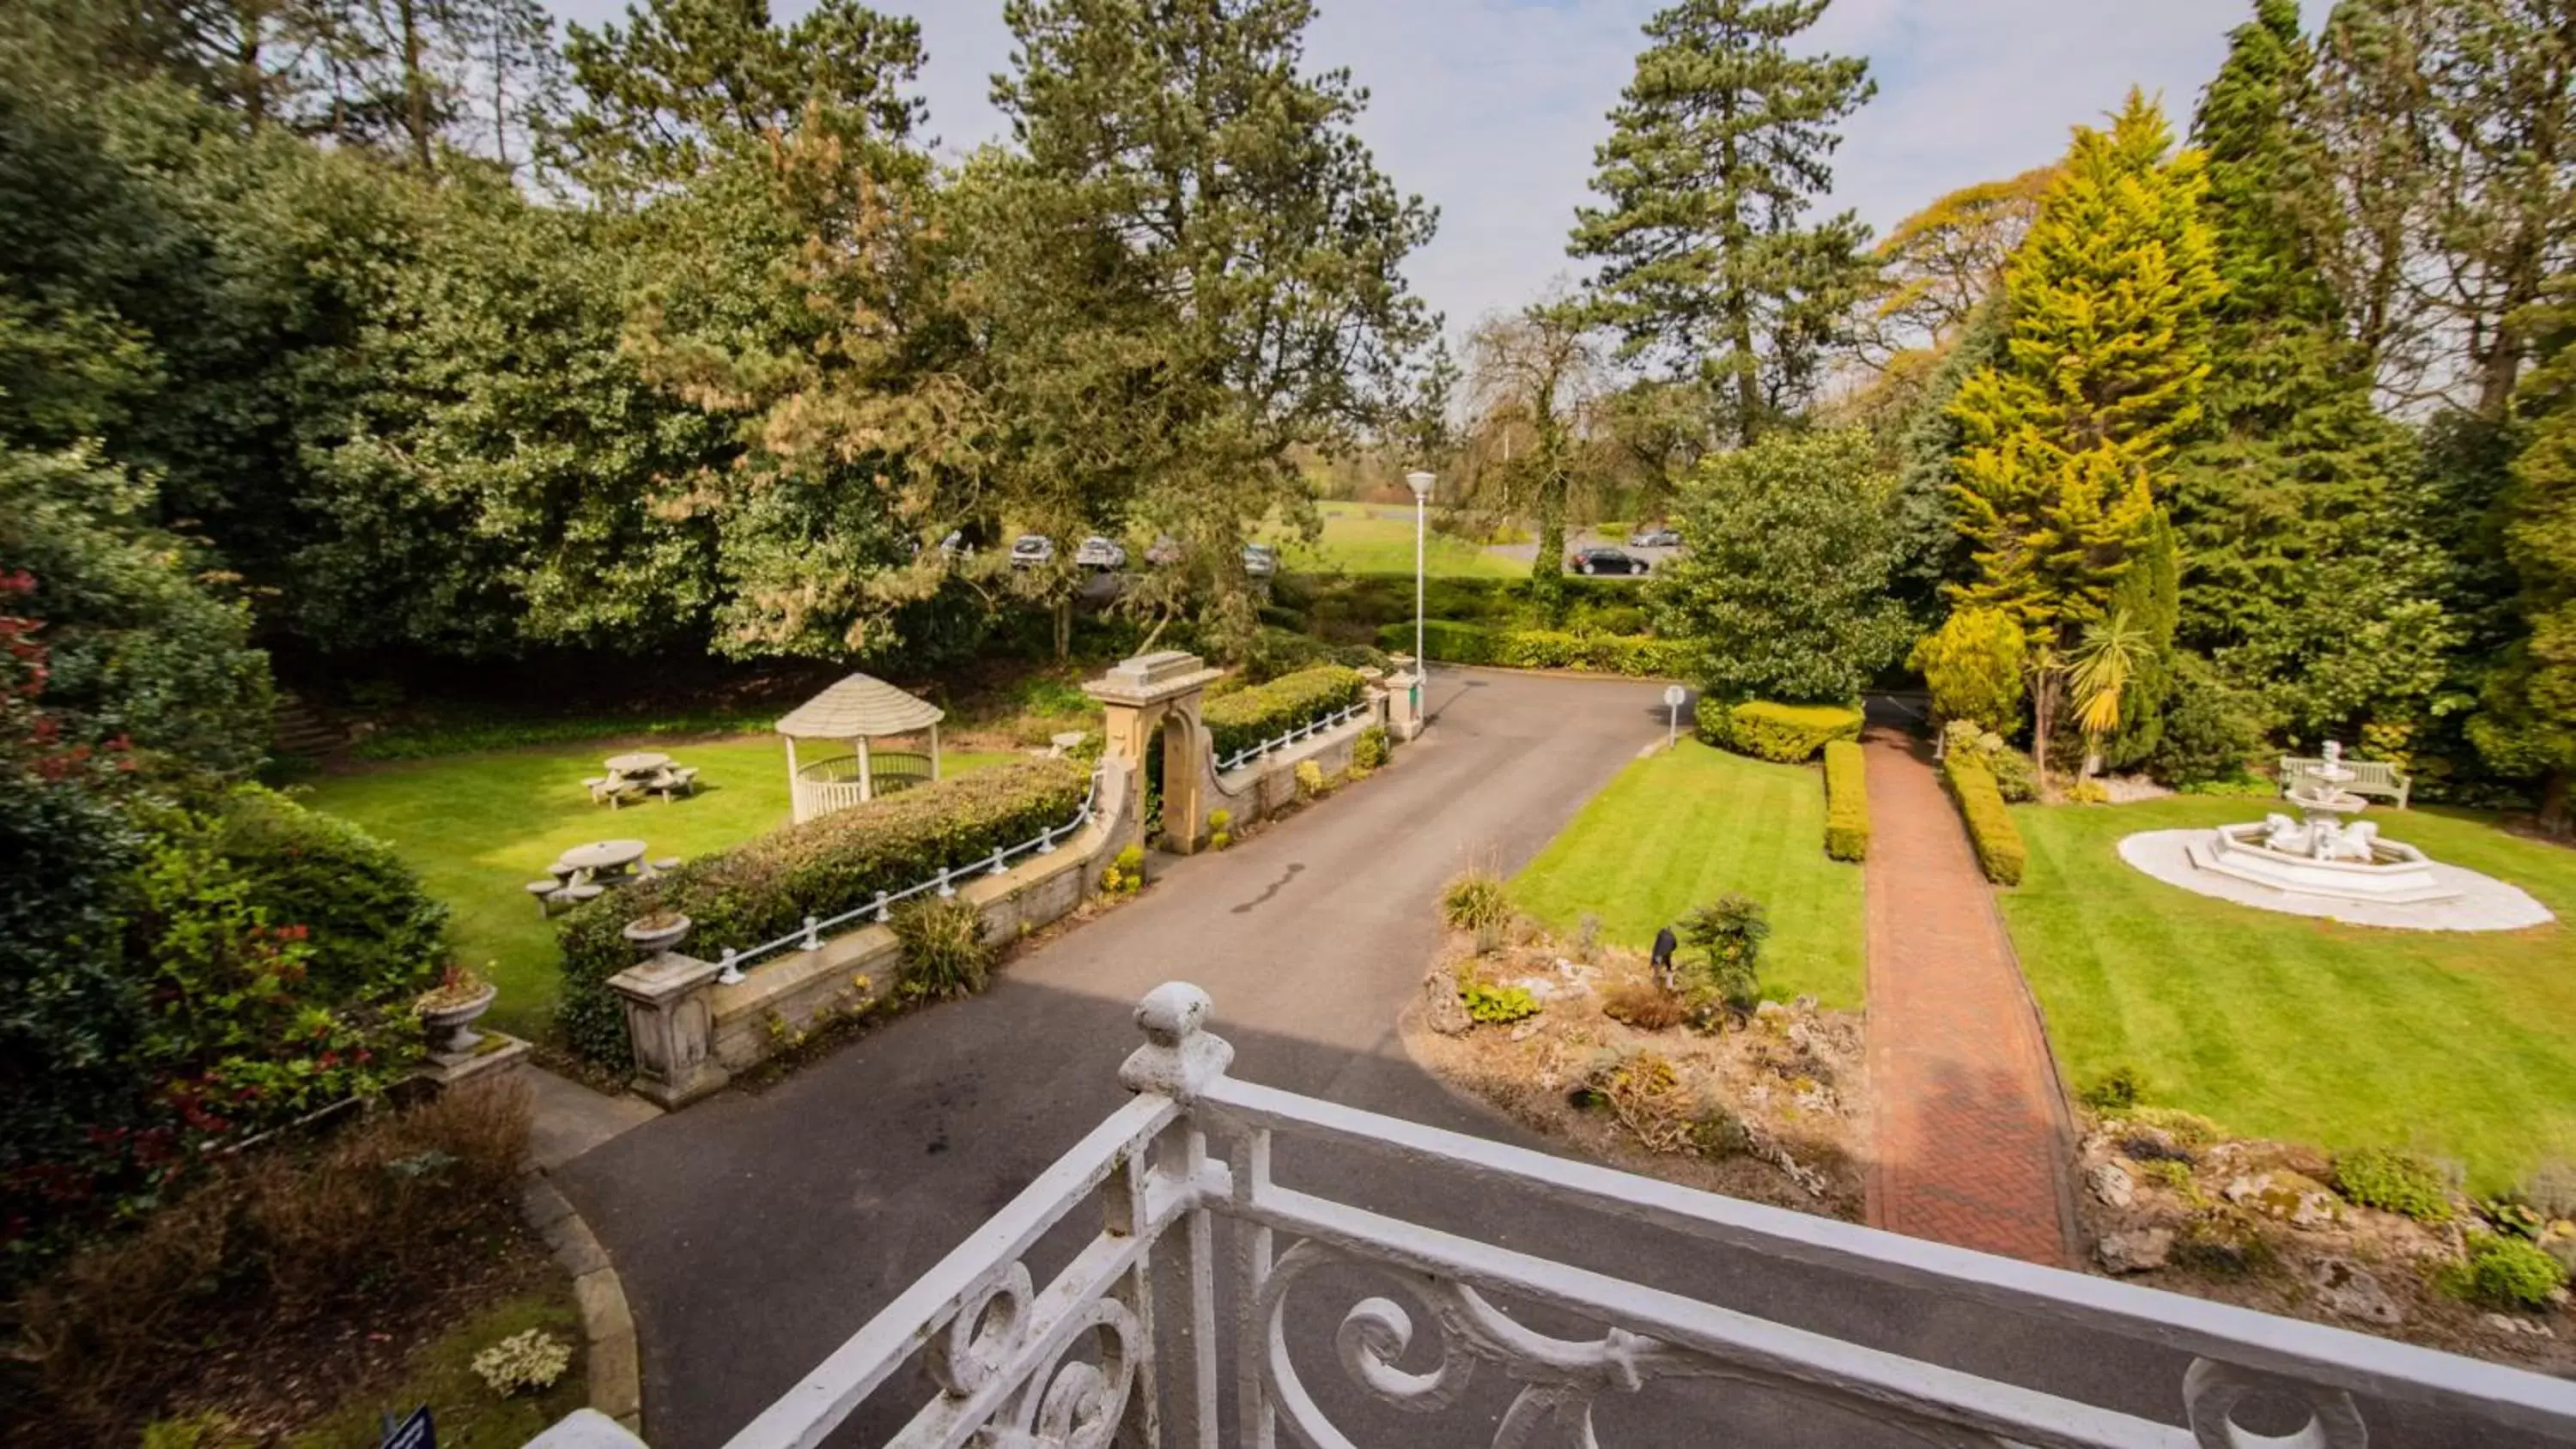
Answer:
top-left (1569, 0), bottom-right (1875, 447)
top-left (1890, 294), bottom-right (2006, 621)
top-left (2174, 0), bottom-right (2451, 747)
top-left (2471, 278), bottom-right (2576, 828)
top-left (1948, 93), bottom-right (2222, 640)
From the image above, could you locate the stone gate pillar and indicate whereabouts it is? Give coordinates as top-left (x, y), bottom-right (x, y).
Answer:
top-left (1084, 650), bottom-right (1223, 855)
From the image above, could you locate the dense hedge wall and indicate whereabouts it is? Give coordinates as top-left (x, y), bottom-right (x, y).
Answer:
top-left (1941, 755), bottom-right (2026, 886)
top-left (1823, 740), bottom-right (1868, 862)
top-left (1376, 621), bottom-right (1686, 676)
top-left (1701, 700), bottom-right (1862, 762)
top-left (215, 785), bottom-right (451, 997)
top-left (555, 757), bottom-right (1091, 1064)
top-left (1201, 665), bottom-right (1365, 758)
top-left (1288, 573), bottom-right (1644, 634)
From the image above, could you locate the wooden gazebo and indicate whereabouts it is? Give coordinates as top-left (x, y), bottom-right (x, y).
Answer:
top-left (776, 675), bottom-right (945, 823)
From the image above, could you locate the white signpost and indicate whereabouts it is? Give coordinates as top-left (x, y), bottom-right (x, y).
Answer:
top-left (1664, 683), bottom-right (1687, 750)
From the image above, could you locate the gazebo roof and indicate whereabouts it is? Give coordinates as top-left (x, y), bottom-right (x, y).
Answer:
top-left (775, 674), bottom-right (944, 740)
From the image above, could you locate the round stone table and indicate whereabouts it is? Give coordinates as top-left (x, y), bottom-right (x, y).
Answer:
top-left (557, 839), bottom-right (648, 876)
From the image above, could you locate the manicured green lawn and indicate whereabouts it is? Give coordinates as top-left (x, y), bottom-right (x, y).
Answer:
top-left (1510, 739), bottom-right (1865, 1008)
top-left (1266, 501), bottom-right (1527, 579)
top-left (2005, 797), bottom-right (2576, 1191)
top-left (299, 737), bottom-right (1014, 1034)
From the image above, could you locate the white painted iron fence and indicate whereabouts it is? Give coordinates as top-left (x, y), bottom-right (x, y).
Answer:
top-left (715, 984), bottom-right (2576, 1449)
top-left (709, 769), bottom-right (1104, 984)
top-left (1214, 701), bottom-right (1371, 773)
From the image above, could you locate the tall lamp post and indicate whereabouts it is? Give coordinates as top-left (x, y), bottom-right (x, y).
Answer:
top-left (1405, 470), bottom-right (1435, 715)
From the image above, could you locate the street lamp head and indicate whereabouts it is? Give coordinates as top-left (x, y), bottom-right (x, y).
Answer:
top-left (1404, 470), bottom-right (1436, 500)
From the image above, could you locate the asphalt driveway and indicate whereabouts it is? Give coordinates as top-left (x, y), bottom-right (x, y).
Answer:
top-left (556, 668), bottom-right (2546, 1449)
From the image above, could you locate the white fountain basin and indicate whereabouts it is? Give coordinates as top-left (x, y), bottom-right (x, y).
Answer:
top-left (2185, 822), bottom-right (2461, 905)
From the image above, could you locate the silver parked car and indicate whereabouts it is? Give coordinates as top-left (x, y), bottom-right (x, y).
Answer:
top-left (1242, 543), bottom-right (1278, 579)
top-left (1073, 536), bottom-right (1127, 570)
top-left (1626, 524), bottom-right (1682, 549)
top-left (1009, 534), bottom-right (1055, 567)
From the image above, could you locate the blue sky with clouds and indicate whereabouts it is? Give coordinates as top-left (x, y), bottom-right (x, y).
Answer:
top-left (544, 0), bottom-right (2332, 336)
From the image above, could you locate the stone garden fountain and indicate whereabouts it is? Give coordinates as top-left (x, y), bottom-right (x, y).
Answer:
top-left (2184, 742), bottom-right (2458, 905)
top-left (2117, 741), bottom-right (2554, 931)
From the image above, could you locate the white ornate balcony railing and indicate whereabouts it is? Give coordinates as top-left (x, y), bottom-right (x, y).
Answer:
top-left (713, 984), bottom-right (2576, 1449)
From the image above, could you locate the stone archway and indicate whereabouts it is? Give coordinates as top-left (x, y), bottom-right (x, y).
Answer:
top-left (1084, 652), bottom-right (1223, 855)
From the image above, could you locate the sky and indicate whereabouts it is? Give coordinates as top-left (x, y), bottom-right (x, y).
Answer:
top-left (543, 0), bottom-right (2334, 340)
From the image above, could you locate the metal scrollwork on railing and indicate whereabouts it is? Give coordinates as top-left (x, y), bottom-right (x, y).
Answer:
top-left (914, 1261), bottom-right (1145, 1449)
top-left (2183, 1358), bottom-right (2368, 1449)
top-left (926, 1262), bottom-right (1034, 1397)
top-left (1254, 1238), bottom-right (1726, 1449)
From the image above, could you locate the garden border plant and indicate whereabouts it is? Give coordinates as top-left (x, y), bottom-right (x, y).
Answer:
top-left (1376, 620), bottom-right (1686, 677)
top-left (1701, 700), bottom-right (1862, 764)
top-left (1941, 753), bottom-right (2026, 885)
top-left (1822, 740), bottom-right (1868, 862)
top-left (1200, 664), bottom-right (1365, 759)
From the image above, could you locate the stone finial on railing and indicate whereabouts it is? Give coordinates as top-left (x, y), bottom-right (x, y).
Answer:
top-left (1119, 982), bottom-right (1233, 1104)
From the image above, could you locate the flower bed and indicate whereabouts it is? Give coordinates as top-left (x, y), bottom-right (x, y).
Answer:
top-left (554, 757), bottom-right (1089, 1065)
top-left (1200, 664), bottom-right (1365, 759)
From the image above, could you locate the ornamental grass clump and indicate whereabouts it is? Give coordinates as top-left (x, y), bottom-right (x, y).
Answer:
top-left (554, 757), bottom-right (1088, 1065)
top-left (1440, 868), bottom-right (1512, 934)
top-left (2441, 1233), bottom-right (2569, 1311)
top-left (891, 897), bottom-right (993, 1002)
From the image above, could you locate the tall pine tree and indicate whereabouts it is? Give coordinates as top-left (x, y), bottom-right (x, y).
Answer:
top-left (2174, 0), bottom-right (2451, 748)
top-left (1569, 0), bottom-right (1875, 447)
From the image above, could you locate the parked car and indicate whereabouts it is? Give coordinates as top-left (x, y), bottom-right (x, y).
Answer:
top-left (1570, 546), bottom-right (1649, 576)
top-left (939, 530), bottom-right (973, 558)
top-left (1146, 534), bottom-right (1184, 567)
top-left (1010, 534), bottom-right (1055, 567)
top-left (1242, 543), bottom-right (1278, 579)
top-left (1626, 525), bottom-right (1682, 549)
top-left (1074, 536), bottom-right (1127, 570)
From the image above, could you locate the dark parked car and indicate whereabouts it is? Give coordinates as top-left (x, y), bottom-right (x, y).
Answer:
top-left (1569, 546), bottom-right (1649, 576)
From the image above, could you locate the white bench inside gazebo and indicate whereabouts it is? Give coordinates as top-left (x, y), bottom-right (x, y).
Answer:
top-left (776, 674), bottom-right (945, 824)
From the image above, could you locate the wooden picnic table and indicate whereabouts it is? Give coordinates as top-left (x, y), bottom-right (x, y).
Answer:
top-left (605, 752), bottom-right (673, 778)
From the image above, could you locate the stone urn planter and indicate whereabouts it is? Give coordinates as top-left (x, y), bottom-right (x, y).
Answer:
top-left (623, 911), bottom-right (693, 961)
top-left (416, 971), bottom-right (499, 1058)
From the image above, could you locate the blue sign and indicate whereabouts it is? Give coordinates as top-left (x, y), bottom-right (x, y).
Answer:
top-left (380, 1406), bottom-right (434, 1449)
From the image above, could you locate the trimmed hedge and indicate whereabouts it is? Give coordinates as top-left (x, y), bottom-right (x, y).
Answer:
top-left (1823, 740), bottom-right (1868, 862)
top-left (1941, 755), bottom-right (2026, 886)
top-left (1701, 700), bottom-right (1862, 763)
top-left (213, 784), bottom-right (450, 998)
top-left (555, 758), bottom-right (1091, 1064)
top-left (1202, 665), bottom-right (1365, 758)
top-left (1376, 621), bottom-right (1686, 677)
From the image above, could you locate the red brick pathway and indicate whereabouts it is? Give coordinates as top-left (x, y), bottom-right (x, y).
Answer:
top-left (1862, 726), bottom-right (2075, 1265)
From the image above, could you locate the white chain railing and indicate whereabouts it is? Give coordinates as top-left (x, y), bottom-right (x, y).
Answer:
top-left (708, 768), bottom-right (1105, 985)
top-left (703, 983), bottom-right (2576, 1449)
top-left (1213, 700), bottom-right (1370, 773)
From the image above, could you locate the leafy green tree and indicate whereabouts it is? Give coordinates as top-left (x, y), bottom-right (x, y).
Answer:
top-left (0, 446), bottom-right (271, 777)
top-left (1463, 300), bottom-right (1605, 611)
top-left (1570, 0), bottom-right (1876, 447)
top-left (1890, 294), bottom-right (2006, 619)
top-left (966, 0), bottom-right (1437, 658)
top-left (1654, 427), bottom-right (1911, 704)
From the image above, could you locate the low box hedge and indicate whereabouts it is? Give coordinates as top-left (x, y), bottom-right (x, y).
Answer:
top-left (554, 757), bottom-right (1091, 1065)
top-left (1375, 621), bottom-right (1687, 677)
top-left (1941, 755), bottom-right (2026, 886)
top-left (1823, 739), bottom-right (1868, 862)
top-left (1201, 664), bottom-right (1366, 759)
top-left (1701, 700), bottom-right (1862, 763)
